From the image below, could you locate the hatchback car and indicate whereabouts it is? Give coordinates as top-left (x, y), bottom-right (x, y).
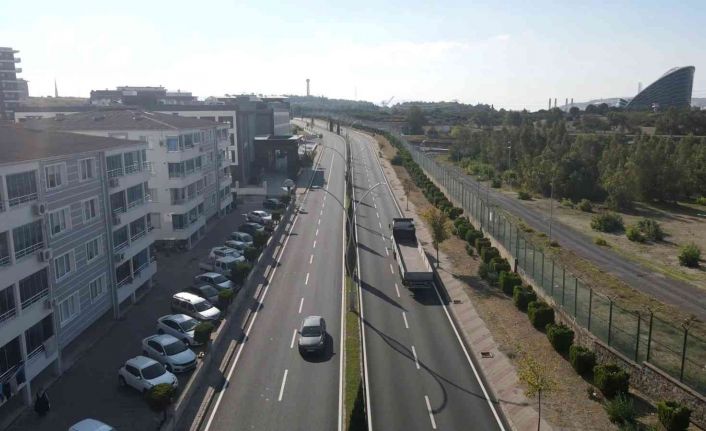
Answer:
top-left (239, 222), bottom-right (265, 236)
top-left (118, 356), bottom-right (178, 394)
top-left (262, 198), bottom-right (285, 210)
top-left (157, 314), bottom-right (201, 346)
top-left (186, 284), bottom-right (220, 304)
top-left (142, 334), bottom-right (198, 373)
top-left (246, 210), bottom-right (273, 225)
top-left (194, 272), bottom-right (235, 291)
top-left (298, 316), bottom-right (327, 355)
top-left (209, 246), bottom-right (245, 262)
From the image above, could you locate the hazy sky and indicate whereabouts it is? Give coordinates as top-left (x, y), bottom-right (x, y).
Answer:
top-left (2, 0), bottom-right (705, 110)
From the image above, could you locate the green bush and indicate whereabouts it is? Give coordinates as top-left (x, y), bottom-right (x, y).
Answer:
top-left (194, 321), bottom-right (215, 344)
top-left (591, 212), bottom-right (624, 233)
top-left (546, 323), bottom-right (574, 354)
top-left (490, 257), bottom-right (511, 273)
top-left (271, 212), bottom-right (282, 222)
top-left (499, 271), bottom-right (521, 295)
top-left (230, 261), bottom-right (253, 285)
top-left (569, 345), bottom-right (596, 376)
top-left (446, 207), bottom-right (463, 220)
top-left (466, 229), bottom-right (483, 246)
top-left (280, 194), bottom-right (291, 205)
top-left (478, 263), bottom-right (489, 279)
top-left (218, 289), bottom-right (234, 310)
top-left (578, 199), bottom-right (593, 212)
top-left (253, 230), bottom-right (270, 249)
top-left (695, 196), bottom-right (706, 206)
top-left (145, 383), bottom-right (176, 413)
top-left (527, 301), bottom-right (555, 329)
top-left (243, 246), bottom-right (260, 261)
top-left (453, 217), bottom-right (470, 228)
top-left (593, 364), bottom-right (630, 398)
top-left (517, 190), bottom-right (531, 200)
top-left (594, 237), bottom-right (609, 247)
top-left (561, 198), bottom-right (574, 208)
top-left (513, 285), bottom-right (537, 311)
top-left (657, 400), bottom-right (692, 431)
top-left (465, 243), bottom-right (475, 256)
top-left (678, 243), bottom-right (700, 268)
top-left (491, 177), bottom-right (501, 188)
top-left (475, 237), bottom-right (491, 252)
top-left (637, 218), bottom-right (664, 241)
top-left (391, 155), bottom-right (403, 165)
top-left (486, 271), bottom-right (499, 286)
top-left (481, 247), bottom-right (500, 263)
top-left (626, 225), bottom-right (645, 242)
top-left (456, 224), bottom-right (469, 240)
top-left (605, 393), bottom-right (636, 425)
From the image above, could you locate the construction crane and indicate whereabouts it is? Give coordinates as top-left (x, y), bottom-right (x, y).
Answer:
top-left (381, 96), bottom-right (395, 107)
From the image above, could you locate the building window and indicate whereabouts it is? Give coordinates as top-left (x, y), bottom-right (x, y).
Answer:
top-left (49, 206), bottom-right (71, 237)
top-left (166, 137), bottom-right (179, 152)
top-left (79, 158), bottom-right (96, 181)
top-left (45, 163), bottom-right (66, 190)
top-left (0, 286), bottom-right (16, 323)
top-left (58, 292), bottom-right (80, 327)
top-left (89, 275), bottom-right (106, 301)
top-left (83, 197), bottom-right (100, 222)
top-left (0, 337), bottom-right (22, 377)
top-left (5, 171), bottom-right (37, 207)
top-left (12, 220), bottom-right (43, 260)
top-left (54, 251), bottom-right (73, 281)
top-left (19, 269), bottom-right (49, 309)
top-left (85, 236), bottom-right (103, 263)
top-left (25, 316), bottom-right (54, 356)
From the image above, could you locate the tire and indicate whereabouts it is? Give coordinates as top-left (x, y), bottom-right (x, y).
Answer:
top-left (118, 375), bottom-right (126, 387)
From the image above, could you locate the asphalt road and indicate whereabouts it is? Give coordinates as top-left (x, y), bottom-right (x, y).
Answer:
top-left (310, 120), bottom-right (506, 431)
top-left (201, 135), bottom-right (346, 430)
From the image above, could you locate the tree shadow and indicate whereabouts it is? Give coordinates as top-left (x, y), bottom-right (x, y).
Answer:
top-left (360, 279), bottom-right (406, 311)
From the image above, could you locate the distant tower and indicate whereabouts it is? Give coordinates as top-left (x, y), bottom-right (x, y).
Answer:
top-left (54, 79), bottom-right (58, 97)
top-left (306, 79), bottom-right (310, 97)
top-left (571, 97), bottom-right (574, 107)
top-left (565, 98), bottom-right (568, 111)
top-left (554, 98), bottom-right (557, 108)
top-left (638, 82), bottom-right (643, 94)
top-left (548, 98), bottom-right (551, 110)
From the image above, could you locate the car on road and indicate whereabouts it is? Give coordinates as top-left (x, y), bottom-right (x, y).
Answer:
top-left (118, 356), bottom-right (178, 394)
top-left (194, 272), bottom-right (235, 291)
top-left (262, 198), bottom-right (285, 210)
top-left (246, 210), bottom-right (273, 225)
top-left (209, 246), bottom-right (245, 262)
top-left (298, 315), bottom-right (327, 355)
top-left (171, 291), bottom-right (221, 321)
top-left (156, 314), bottom-right (201, 346)
top-left (239, 222), bottom-right (265, 236)
top-left (69, 419), bottom-right (115, 431)
top-left (142, 334), bottom-right (198, 373)
top-left (187, 284), bottom-right (220, 304)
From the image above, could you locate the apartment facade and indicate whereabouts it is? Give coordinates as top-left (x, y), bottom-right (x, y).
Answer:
top-left (0, 47), bottom-right (22, 121)
top-left (0, 126), bottom-right (149, 410)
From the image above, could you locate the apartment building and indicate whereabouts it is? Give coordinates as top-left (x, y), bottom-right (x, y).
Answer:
top-left (26, 109), bottom-right (232, 250)
top-left (0, 47), bottom-right (22, 121)
top-left (0, 126), bottom-right (149, 410)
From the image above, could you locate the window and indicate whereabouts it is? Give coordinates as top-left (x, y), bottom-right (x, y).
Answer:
top-left (45, 163), bottom-right (66, 190)
top-left (0, 338), bottom-right (22, 377)
top-left (25, 316), bottom-right (54, 354)
top-left (54, 251), bottom-right (73, 281)
top-left (85, 236), bottom-right (102, 263)
top-left (89, 275), bottom-right (106, 301)
top-left (166, 137), bottom-right (179, 152)
top-left (79, 158), bottom-right (95, 181)
top-left (19, 269), bottom-right (48, 308)
top-left (49, 206), bottom-right (71, 237)
top-left (58, 292), bottom-right (80, 326)
top-left (12, 221), bottom-right (43, 259)
top-left (83, 197), bottom-right (99, 222)
top-left (5, 171), bottom-right (37, 207)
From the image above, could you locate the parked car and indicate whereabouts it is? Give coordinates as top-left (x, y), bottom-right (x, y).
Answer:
top-left (171, 291), bottom-right (221, 321)
top-left (157, 314), bottom-right (201, 346)
top-left (239, 222), bottom-right (265, 236)
top-left (298, 315), bottom-right (327, 355)
top-left (209, 246), bottom-right (245, 261)
top-left (142, 334), bottom-right (198, 373)
top-left (229, 231), bottom-right (253, 245)
top-left (246, 210), bottom-right (273, 225)
top-left (187, 284), bottom-right (220, 304)
top-left (118, 356), bottom-right (178, 394)
top-left (69, 419), bottom-right (115, 431)
top-left (262, 198), bottom-right (285, 210)
top-left (198, 255), bottom-right (240, 276)
top-left (194, 272), bottom-right (235, 291)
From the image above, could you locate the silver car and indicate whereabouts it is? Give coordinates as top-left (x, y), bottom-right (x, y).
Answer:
top-left (194, 272), bottom-right (235, 291)
top-left (298, 316), bottom-right (327, 355)
top-left (157, 314), bottom-right (201, 346)
top-left (246, 210), bottom-right (273, 225)
top-left (142, 334), bottom-right (197, 373)
top-left (118, 356), bottom-right (178, 394)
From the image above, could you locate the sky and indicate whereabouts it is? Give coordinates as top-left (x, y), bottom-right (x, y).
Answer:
top-left (2, 0), bottom-right (705, 110)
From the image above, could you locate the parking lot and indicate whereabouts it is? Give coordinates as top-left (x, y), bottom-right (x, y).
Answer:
top-left (6, 196), bottom-right (267, 431)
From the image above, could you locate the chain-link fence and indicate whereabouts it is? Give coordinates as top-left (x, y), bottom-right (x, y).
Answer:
top-left (397, 134), bottom-right (706, 396)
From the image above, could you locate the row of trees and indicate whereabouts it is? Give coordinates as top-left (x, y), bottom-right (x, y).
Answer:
top-left (450, 122), bottom-right (706, 209)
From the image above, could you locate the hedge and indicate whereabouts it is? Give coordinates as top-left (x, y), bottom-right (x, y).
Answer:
top-left (465, 229), bottom-right (483, 246)
top-left (657, 400), bottom-right (692, 431)
top-left (499, 271), bottom-right (521, 295)
top-left (465, 243), bottom-right (475, 256)
top-left (569, 345), bottom-right (596, 376)
top-left (490, 257), bottom-right (511, 273)
top-left (194, 321), bottom-right (215, 345)
top-left (527, 301), bottom-right (555, 329)
top-left (481, 247), bottom-right (500, 264)
top-left (546, 323), bottom-right (574, 354)
top-left (513, 285), bottom-right (536, 311)
top-left (475, 237), bottom-right (491, 252)
top-left (593, 364), bottom-right (630, 398)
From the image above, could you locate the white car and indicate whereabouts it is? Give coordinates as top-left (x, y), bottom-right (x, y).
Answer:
top-left (142, 334), bottom-right (198, 373)
top-left (157, 314), bottom-right (201, 346)
top-left (225, 240), bottom-right (248, 251)
top-left (118, 356), bottom-right (178, 394)
top-left (69, 419), bottom-right (115, 431)
top-left (194, 272), bottom-right (235, 290)
top-left (229, 231), bottom-right (253, 247)
top-left (209, 246), bottom-right (245, 262)
top-left (246, 210), bottom-right (273, 225)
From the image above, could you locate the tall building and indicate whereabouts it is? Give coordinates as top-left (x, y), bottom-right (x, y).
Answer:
top-left (625, 66), bottom-right (695, 111)
top-left (0, 47), bottom-right (22, 121)
top-left (0, 126), bottom-right (150, 409)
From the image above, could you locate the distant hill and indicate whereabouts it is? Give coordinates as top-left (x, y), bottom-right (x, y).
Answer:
top-left (566, 97), bottom-right (706, 110)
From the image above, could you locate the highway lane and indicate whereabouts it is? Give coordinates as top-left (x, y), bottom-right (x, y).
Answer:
top-left (202, 132), bottom-right (346, 431)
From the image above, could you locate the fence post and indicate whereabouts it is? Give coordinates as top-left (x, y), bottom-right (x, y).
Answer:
top-left (550, 260), bottom-right (555, 296)
top-left (646, 312), bottom-right (653, 362)
top-left (561, 267), bottom-right (566, 306)
top-left (532, 245), bottom-right (536, 277)
top-left (608, 299), bottom-right (614, 346)
top-left (680, 327), bottom-right (688, 382)
top-left (541, 252), bottom-right (545, 287)
top-left (587, 289), bottom-right (593, 331)
top-left (635, 312), bottom-right (641, 362)
top-left (515, 227), bottom-right (520, 260)
top-left (574, 278), bottom-right (578, 317)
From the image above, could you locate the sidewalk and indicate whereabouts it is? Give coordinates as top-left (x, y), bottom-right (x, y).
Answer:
top-left (374, 140), bottom-right (551, 430)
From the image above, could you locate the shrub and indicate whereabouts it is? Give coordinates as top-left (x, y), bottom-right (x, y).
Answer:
top-left (591, 212), bottom-right (624, 233)
top-left (391, 154), bottom-right (403, 165)
top-left (546, 323), bottom-right (574, 354)
top-left (456, 224), bottom-right (469, 240)
top-left (657, 400), bottom-right (692, 431)
top-left (465, 243), bottom-right (475, 256)
top-left (478, 263), bottom-right (489, 280)
top-left (271, 212), bottom-right (282, 222)
top-left (491, 177), bottom-right (501, 188)
top-left (695, 196), bottom-right (706, 206)
top-left (475, 237), bottom-right (491, 252)
top-left (490, 257), bottom-right (511, 273)
top-left (594, 237), bottom-right (609, 247)
top-left (678, 243), bottom-right (700, 268)
top-left (253, 230), bottom-right (270, 249)
top-left (517, 190), bottom-right (531, 200)
top-left (454, 217), bottom-right (470, 228)
top-left (513, 286), bottom-right (537, 311)
top-left (626, 225), bottom-right (645, 242)
top-left (593, 364), bottom-right (630, 398)
top-left (466, 229), bottom-right (483, 246)
top-left (280, 194), bottom-right (291, 205)
top-left (446, 207), bottom-right (463, 220)
top-left (499, 271), bottom-right (521, 296)
top-left (549, 240), bottom-right (560, 248)
top-left (605, 393), bottom-right (636, 425)
top-left (486, 271), bottom-right (499, 286)
top-left (637, 218), bottom-right (664, 241)
top-left (502, 170), bottom-right (519, 187)
top-left (145, 383), bottom-right (176, 414)
top-left (527, 301), bottom-right (555, 329)
top-left (578, 199), bottom-right (593, 212)
top-left (230, 261), bottom-right (252, 285)
top-left (561, 198), bottom-right (574, 208)
top-left (569, 345), bottom-right (596, 376)
top-left (243, 246), bottom-right (260, 261)
top-left (481, 247), bottom-right (500, 264)
top-left (218, 289), bottom-right (234, 310)
top-left (194, 321), bottom-right (215, 344)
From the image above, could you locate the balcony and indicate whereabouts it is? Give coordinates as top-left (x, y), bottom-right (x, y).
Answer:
top-left (7, 192), bottom-right (37, 208)
top-left (14, 242), bottom-right (43, 261)
top-left (20, 288), bottom-right (48, 311)
top-left (0, 306), bottom-right (16, 326)
top-left (25, 336), bottom-right (58, 382)
top-left (117, 260), bottom-right (156, 304)
top-left (114, 225), bottom-right (155, 264)
top-left (112, 198), bottom-right (150, 229)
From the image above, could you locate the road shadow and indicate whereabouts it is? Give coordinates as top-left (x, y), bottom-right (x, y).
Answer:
top-left (360, 279), bottom-right (406, 311)
top-left (357, 241), bottom-right (382, 258)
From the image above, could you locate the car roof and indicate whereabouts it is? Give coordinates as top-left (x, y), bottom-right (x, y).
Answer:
top-left (302, 315), bottom-right (323, 327)
top-left (126, 355), bottom-right (158, 368)
top-left (145, 333), bottom-right (180, 345)
top-left (198, 272), bottom-right (220, 278)
top-left (160, 313), bottom-right (193, 323)
top-left (69, 418), bottom-right (114, 431)
top-left (193, 284), bottom-right (215, 291)
top-left (174, 291), bottom-right (205, 302)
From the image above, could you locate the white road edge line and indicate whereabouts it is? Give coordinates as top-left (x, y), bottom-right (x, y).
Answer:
top-left (402, 312), bottom-right (409, 329)
top-left (385, 248), bottom-right (389, 256)
top-left (298, 297), bottom-right (304, 313)
top-left (278, 369), bottom-right (288, 402)
top-left (424, 395), bottom-right (437, 429)
top-left (394, 283), bottom-right (400, 298)
top-left (389, 263), bottom-right (394, 274)
top-left (412, 345), bottom-right (420, 370)
top-left (290, 329), bottom-right (297, 349)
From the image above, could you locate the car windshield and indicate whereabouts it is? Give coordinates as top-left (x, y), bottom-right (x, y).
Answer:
top-left (194, 300), bottom-right (213, 312)
top-left (202, 286), bottom-right (219, 297)
top-left (141, 363), bottom-right (166, 379)
top-left (302, 326), bottom-right (321, 337)
top-left (179, 318), bottom-right (198, 332)
top-left (164, 340), bottom-right (188, 355)
top-left (212, 275), bottom-right (228, 284)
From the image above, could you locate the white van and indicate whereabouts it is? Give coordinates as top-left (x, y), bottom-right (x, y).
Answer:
top-left (170, 292), bottom-right (221, 321)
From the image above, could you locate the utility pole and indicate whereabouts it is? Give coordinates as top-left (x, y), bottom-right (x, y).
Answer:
top-left (549, 179), bottom-right (555, 242)
top-left (507, 143), bottom-right (512, 171)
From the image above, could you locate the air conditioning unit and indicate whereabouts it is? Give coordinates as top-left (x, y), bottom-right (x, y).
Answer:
top-left (109, 177), bottom-right (120, 188)
top-left (114, 252), bottom-right (125, 261)
top-left (112, 214), bottom-right (121, 225)
top-left (33, 202), bottom-right (47, 216)
top-left (37, 248), bottom-right (52, 262)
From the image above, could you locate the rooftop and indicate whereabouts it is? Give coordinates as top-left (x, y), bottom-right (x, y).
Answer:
top-left (0, 125), bottom-right (143, 165)
top-left (25, 108), bottom-right (223, 131)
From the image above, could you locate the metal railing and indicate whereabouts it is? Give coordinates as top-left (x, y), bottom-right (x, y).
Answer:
top-left (117, 276), bottom-right (133, 288)
top-left (14, 242), bottom-right (43, 260)
top-left (127, 197), bottom-right (145, 209)
top-left (20, 288), bottom-right (48, 310)
top-left (7, 192), bottom-right (37, 207)
top-left (26, 344), bottom-right (45, 362)
top-left (0, 255), bottom-right (10, 267)
top-left (113, 240), bottom-right (129, 252)
top-left (130, 229), bottom-right (146, 242)
top-left (0, 307), bottom-right (16, 325)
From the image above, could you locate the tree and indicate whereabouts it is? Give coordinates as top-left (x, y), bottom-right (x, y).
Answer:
top-left (406, 105), bottom-right (427, 135)
top-left (146, 383), bottom-right (176, 427)
top-left (518, 355), bottom-right (556, 431)
top-left (421, 207), bottom-right (451, 267)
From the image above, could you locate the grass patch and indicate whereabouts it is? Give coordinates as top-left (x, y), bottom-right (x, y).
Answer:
top-left (344, 276), bottom-right (366, 431)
